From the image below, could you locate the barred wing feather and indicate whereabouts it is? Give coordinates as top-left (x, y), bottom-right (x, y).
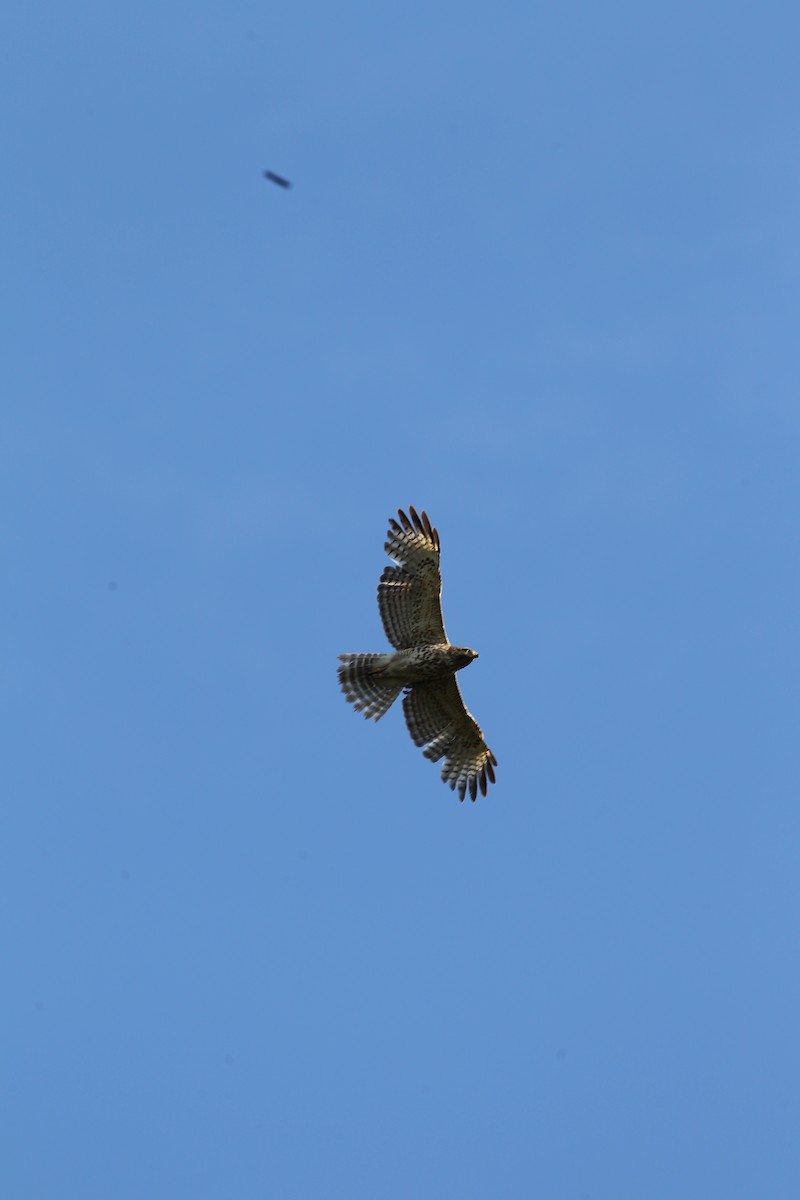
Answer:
top-left (378, 506), bottom-right (447, 649)
top-left (403, 678), bottom-right (497, 802)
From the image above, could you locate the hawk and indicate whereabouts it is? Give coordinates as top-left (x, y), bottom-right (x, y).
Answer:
top-left (338, 506), bottom-right (497, 801)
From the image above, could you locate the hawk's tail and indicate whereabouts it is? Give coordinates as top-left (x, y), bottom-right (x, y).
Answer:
top-left (338, 653), bottom-right (402, 721)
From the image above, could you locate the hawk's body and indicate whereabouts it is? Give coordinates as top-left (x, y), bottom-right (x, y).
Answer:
top-left (338, 507), bottom-right (497, 802)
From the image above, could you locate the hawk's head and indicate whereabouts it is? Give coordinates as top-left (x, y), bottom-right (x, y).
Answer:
top-left (452, 647), bottom-right (478, 670)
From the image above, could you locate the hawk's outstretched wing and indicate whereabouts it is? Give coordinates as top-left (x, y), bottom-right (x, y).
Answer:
top-left (403, 678), bottom-right (497, 802)
top-left (378, 506), bottom-right (447, 649)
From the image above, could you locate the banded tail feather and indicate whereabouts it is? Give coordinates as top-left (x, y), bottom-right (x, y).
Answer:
top-left (337, 653), bottom-right (403, 721)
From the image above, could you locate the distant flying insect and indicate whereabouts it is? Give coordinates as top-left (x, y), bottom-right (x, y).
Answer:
top-left (263, 170), bottom-right (291, 189)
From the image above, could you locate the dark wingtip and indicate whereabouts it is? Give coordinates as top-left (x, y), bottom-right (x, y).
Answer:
top-left (400, 505), bottom-right (439, 548)
top-left (409, 506), bottom-right (427, 537)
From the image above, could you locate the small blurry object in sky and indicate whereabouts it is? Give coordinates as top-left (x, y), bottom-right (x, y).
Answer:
top-left (263, 170), bottom-right (291, 189)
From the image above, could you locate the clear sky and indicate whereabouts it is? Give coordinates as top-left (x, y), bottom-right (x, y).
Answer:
top-left (3, 2), bottom-right (800, 1197)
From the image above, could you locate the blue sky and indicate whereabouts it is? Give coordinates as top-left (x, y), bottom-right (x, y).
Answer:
top-left (3, 2), bottom-right (800, 1197)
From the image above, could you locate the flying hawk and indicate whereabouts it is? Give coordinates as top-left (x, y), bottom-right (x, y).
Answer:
top-left (338, 507), bottom-right (497, 801)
